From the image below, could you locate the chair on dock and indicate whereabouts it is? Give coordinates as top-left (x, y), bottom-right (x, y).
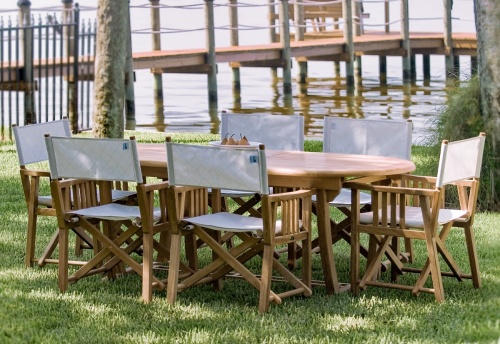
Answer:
top-left (13, 119), bottom-right (136, 267)
top-left (347, 133), bottom-right (486, 301)
top-left (164, 138), bottom-right (314, 313)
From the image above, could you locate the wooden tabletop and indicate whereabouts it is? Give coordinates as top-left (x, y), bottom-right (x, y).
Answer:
top-left (137, 143), bottom-right (416, 190)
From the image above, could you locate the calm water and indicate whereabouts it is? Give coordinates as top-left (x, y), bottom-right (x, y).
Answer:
top-left (4, 0), bottom-right (477, 143)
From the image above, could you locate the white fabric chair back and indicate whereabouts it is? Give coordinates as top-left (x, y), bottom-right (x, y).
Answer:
top-left (220, 112), bottom-right (304, 151)
top-left (323, 117), bottom-right (412, 159)
top-left (45, 136), bottom-right (143, 183)
top-left (436, 134), bottom-right (486, 187)
top-left (13, 118), bottom-right (71, 165)
top-left (166, 142), bottom-right (269, 195)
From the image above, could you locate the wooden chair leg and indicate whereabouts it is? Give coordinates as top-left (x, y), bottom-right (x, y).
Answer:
top-left (464, 223), bottom-right (481, 288)
top-left (423, 232), bottom-right (444, 302)
top-left (142, 230), bottom-right (154, 303)
top-left (38, 230), bottom-right (59, 267)
top-left (287, 242), bottom-right (297, 269)
top-left (259, 245), bottom-right (274, 313)
top-left (58, 228), bottom-right (69, 293)
top-left (403, 237), bottom-right (415, 263)
top-left (25, 210), bottom-right (38, 267)
top-left (167, 233), bottom-right (182, 304)
top-left (301, 237), bottom-right (312, 288)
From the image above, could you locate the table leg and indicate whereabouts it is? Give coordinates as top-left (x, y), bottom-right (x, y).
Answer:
top-left (316, 189), bottom-right (340, 294)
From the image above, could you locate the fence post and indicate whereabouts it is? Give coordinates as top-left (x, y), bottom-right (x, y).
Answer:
top-left (125, 0), bottom-right (136, 130)
top-left (18, 0), bottom-right (35, 125)
top-left (149, 0), bottom-right (164, 125)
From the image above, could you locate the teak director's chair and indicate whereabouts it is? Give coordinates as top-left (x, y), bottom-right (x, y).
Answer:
top-left (164, 138), bottom-right (314, 313)
top-left (45, 135), bottom-right (176, 301)
top-left (217, 111), bottom-right (304, 217)
top-left (13, 119), bottom-right (135, 267)
top-left (314, 117), bottom-right (414, 263)
top-left (347, 133), bottom-right (486, 301)
top-left (289, 117), bottom-right (414, 269)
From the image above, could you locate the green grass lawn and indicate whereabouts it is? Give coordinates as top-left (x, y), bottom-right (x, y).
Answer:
top-left (0, 131), bottom-right (499, 343)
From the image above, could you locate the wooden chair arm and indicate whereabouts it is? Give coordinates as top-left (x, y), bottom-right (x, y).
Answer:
top-left (343, 181), bottom-right (438, 197)
top-left (267, 188), bottom-right (316, 203)
top-left (20, 169), bottom-right (51, 178)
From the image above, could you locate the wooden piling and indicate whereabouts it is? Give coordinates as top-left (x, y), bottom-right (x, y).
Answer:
top-left (453, 55), bottom-right (460, 79)
top-left (294, 0), bottom-right (307, 84)
top-left (471, 56), bottom-right (477, 75)
top-left (18, 0), bottom-right (36, 125)
top-left (353, 1), bottom-right (362, 82)
top-left (444, 0), bottom-right (454, 79)
top-left (379, 56), bottom-right (387, 84)
top-left (205, 0), bottom-right (218, 116)
top-left (229, 0), bottom-right (240, 91)
top-left (343, 0), bottom-right (355, 93)
top-left (279, 0), bottom-right (292, 97)
top-left (378, 0), bottom-right (389, 83)
top-left (401, 0), bottom-right (411, 83)
top-left (62, 0), bottom-right (79, 133)
top-left (150, 0), bottom-right (164, 123)
top-left (125, 0), bottom-right (136, 130)
top-left (268, 0), bottom-right (278, 80)
top-left (410, 54), bottom-right (416, 82)
top-left (423, 54), bottom-right (431, 81)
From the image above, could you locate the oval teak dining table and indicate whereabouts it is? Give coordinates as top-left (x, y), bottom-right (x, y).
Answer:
top-left (137, 144), bottom-right (416, 294)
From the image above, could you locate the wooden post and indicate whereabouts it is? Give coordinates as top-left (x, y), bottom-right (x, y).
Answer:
top-left (444, 0), bottom-right (454, 79)
top-left (423, 54), bottom-right (431, 81)
top-left (454, 55), bottom-right (460, 78)
top-left (294, 0), bottom-right (307, 84)
top-left (229, 0), bottom-right (240, 91)
top-left (353, 1), bottom-right (362, 82)
top-left (125, 0), bottom-right (136, 130)
top-left (401, 0), bottom-right (411, 83)
top-left (379, 55), bottom-right (387, 84)
top-left (343, 0), bottom-right (355, 93)
top-left (205, 0), bottom-right (218, 106)
top-left (62, 0), bottom-right (79, 133)
top-left (410, 54), bottom-right (416, 81)
top-left (279, 0), bottom-right (292, 97)
top-left (150, 0), bottom-right (164, 123)
top-left (268, 0), bottom-right (278, 80)
top-left (378, 0), bottom-right (389, 82)
top-left (471, 55), bottom-right (477, 76)
top-left (18, 0), bottom-right (35, 125)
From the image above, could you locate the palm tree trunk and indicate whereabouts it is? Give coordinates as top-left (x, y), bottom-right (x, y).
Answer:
top-left (92, 0), bottom-right (128, 138)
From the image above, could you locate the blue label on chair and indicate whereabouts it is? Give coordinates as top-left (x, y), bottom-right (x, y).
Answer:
top-left (249, 155), bottom-right (258, 163)
top-left (123, 143), bottom-right (129, 150)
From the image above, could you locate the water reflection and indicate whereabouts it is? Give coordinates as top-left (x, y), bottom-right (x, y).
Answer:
top-left (146, 73), bottom-right (447, 145)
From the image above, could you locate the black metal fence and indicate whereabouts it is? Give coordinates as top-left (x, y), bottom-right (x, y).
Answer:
top-left (0, 4), bottom-right (96, 141)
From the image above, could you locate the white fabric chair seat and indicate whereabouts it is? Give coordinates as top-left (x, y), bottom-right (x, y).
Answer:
top-left (182, 212), bottom-right (291, 238)
top-left (312, 188), bottom-right (371, 207)
top-left (68, 203), bottom-right (161, 223)
top-left (359, 206), bottom-right (469, 229)
top-left (38, 189), bottom-right (136, 207)
top-left (210, 187), bottom-right (274, 198)
top-left (218, 188), bottom-right (257, 198)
